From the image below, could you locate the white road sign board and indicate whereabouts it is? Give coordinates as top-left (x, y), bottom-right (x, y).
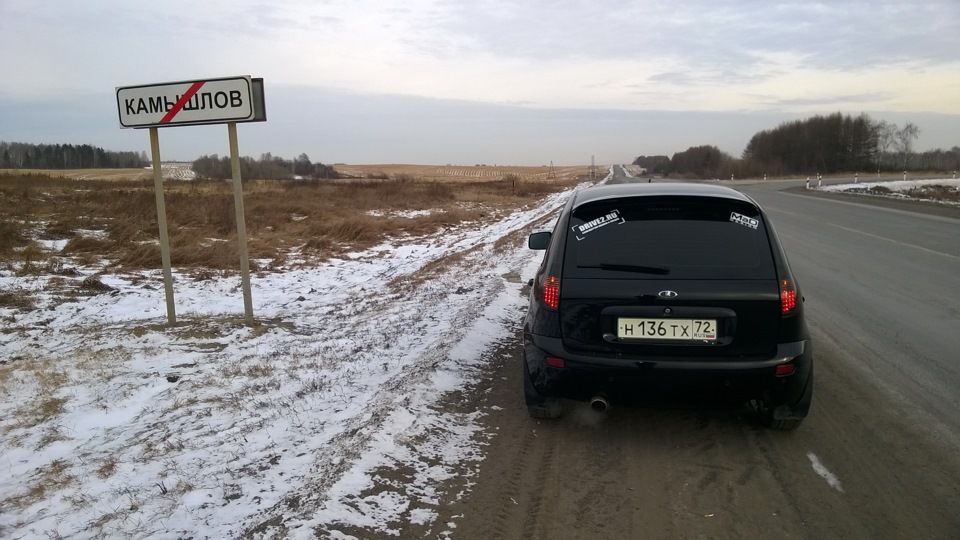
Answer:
top-left (116, 76), bottom-right (254, 128)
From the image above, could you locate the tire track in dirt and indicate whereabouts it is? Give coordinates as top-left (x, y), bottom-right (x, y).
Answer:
top-left (486, 421), bottom-right (535, 539)
top-left (519, 421), bottom-right (558, 540)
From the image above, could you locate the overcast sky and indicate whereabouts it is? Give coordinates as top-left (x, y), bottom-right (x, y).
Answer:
top-left (1, 0), bottom-right (958, 165)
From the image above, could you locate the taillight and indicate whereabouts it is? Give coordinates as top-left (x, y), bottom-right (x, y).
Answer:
top-left (542, 275), bottom-right (560, 309)
top-left (780, 279), bottom-right (797, 315)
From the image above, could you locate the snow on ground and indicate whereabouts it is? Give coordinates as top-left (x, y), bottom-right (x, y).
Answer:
top-left (817, 177), bottom-right (960, 206)
top-left (365, 209), bottom-right (435, 219)
top-left (0, 180), bottom-right (593, 539)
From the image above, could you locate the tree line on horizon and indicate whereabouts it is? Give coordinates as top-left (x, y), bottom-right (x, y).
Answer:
top-left (0, 141), bottom-right (149, 170)
top-left (191, 152), bottom-right (340, 181)
top-left (634, 113), bottom-right (960, 179)
top-left (0, 140), bottom-right (341, 182)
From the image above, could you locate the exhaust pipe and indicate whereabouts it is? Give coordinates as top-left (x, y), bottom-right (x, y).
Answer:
top-left (589, 395), bottom-right (610, 413)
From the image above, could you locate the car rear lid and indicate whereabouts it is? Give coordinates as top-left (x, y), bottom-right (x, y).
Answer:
top-left (559, 194), bottom-right (781, 358)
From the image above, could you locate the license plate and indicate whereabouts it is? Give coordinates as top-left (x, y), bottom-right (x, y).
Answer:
top-left (617, 318), bottom-right (717, 341)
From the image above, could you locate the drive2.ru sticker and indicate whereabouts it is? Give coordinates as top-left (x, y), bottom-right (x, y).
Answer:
top-left (573, 210), bottom-right (625, 240)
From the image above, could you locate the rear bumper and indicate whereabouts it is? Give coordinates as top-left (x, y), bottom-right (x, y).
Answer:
top-left (523, 333), bottom-right (812, 405)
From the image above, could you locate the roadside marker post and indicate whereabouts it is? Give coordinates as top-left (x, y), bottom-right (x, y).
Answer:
top-left (116, 76), bottom-right (266, 327)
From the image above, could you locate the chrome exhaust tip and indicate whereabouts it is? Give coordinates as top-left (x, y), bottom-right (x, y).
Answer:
top-left (589, 395), bottom-right (609, 413)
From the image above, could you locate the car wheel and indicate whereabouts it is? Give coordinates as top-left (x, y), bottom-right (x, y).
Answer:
top-left (527, 399), bottom-right (562, 419)
top-left (523, 360), bottom-right (562, 419)
top-left (753, 399), bottom-right (804, 430)
top-left (753, 364), bottom-right (813, 430)
top-left (751, 390), bottom-right (808, 431)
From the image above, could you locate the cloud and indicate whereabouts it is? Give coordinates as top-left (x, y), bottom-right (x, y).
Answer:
top-left (1, 0), bottom-right (959, 160)
top-left (759, 92), bottom-right (897, 107)
top-left (4, 0), bottom-right (951, 102)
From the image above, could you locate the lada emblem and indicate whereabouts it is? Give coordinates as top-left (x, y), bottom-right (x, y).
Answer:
top-left (658, 290), bottom-right (679, 299)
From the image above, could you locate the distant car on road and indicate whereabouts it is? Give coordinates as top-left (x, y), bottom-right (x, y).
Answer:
top-left (523, 183), bottom-right (813, 429)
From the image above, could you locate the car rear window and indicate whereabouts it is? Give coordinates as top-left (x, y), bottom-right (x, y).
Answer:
top-left (564, 196), bottom-right (776, 280)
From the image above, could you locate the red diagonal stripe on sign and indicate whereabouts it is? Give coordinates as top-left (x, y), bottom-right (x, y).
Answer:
top-left (160, 81), bottom-right (205, 124)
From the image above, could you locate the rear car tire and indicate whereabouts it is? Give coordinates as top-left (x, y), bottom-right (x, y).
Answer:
top-left (523, 360), bottom-right (562, 419)
top-left (752, 366), bottom-right (813, 430)
top-left (751, 394), bottom-right (808, 430)
top-left (527, 400), bottom-right (562, 419)
top-left (755, 407), bottom-right (804, 430)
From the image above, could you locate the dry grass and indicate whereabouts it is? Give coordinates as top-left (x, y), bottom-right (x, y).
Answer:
top-left (848, 183), bottom-right (960, 203)
top-left (388, 245), bottom-right (482, 294)
top-left (0, 219), bottom-right (30, 257)
top-left (0, 167), bottom-right (182, 182)
top-left (0, 288), bottom-right (36, 310)
top-left (905, 184), bottom-right (960, 202)
top-left (492, 226), bottom-right (530, 254)
top-left (334, 164), bottom-right (590, 183)
top-left (1, 355), bottom-right (71, 443)
top-left (95, 456), bottom-right (118, 479)
top-left (2, 458), bottom-right (75, 512)
top-left (0, 167), bottom-right (585, 278)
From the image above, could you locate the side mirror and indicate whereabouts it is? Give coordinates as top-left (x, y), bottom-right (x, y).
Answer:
top-left (528, 231), bottom-right (551, 250)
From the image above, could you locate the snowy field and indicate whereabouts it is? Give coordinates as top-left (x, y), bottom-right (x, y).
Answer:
top-left (817, 177), bottom-right (960, 206)
top-left (0, 178), bottom-right (597, 538)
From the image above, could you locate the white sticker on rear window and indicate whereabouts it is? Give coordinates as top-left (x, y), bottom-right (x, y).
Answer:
top-left (572, 210), bottom-right (625, 240)
top-left (730, 212), bottom-right (759, 230)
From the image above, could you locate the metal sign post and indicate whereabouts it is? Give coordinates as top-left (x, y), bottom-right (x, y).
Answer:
top-left (228, 122), bottom-right (254, 326)
top-left (117, 75), bottom-right (266, 327)
top-left (149, 127), bottom-right (177, 325)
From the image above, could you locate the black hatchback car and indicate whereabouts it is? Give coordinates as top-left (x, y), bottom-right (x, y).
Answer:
top-left (523, 183), bottom-right (812, 429)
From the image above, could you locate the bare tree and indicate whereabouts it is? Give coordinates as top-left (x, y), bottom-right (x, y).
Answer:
top-left (875, 120), bottom-right (897, 172)
top-left (895, 122), bottom-right (921, 169)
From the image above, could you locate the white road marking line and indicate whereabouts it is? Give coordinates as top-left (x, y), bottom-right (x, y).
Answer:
top-left (825, 222), bottom-right (960, 261)
top-left (807, 452), bottom-right (844, 492)
top-left (767, 206), bottom-right (959, 260)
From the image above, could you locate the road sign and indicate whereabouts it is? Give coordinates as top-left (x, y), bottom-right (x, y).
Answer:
top-left (117, 75), bottom-right (266, 326)
top-left (116, 76), bottom-right (256, 128)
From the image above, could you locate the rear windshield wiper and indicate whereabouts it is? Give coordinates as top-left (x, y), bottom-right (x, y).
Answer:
top-left (583, 263), bottom-right (670, 275)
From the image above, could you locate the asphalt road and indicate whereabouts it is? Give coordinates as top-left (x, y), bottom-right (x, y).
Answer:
top-left (442, 166), bottom-right (960, 539)
top-left (740, 178), bottom-right (960, 442)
